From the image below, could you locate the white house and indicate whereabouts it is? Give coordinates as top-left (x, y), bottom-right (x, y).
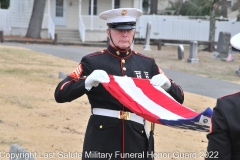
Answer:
top-left (0, 0), bottom-right (196, 42)
top-left (6, 0), bottom-right (144, 42)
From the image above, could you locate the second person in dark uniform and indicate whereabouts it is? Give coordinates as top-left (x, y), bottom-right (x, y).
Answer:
top-left (206, 32), bottom-right (240, 160)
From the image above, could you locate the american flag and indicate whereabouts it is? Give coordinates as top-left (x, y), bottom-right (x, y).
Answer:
top-left (102, 75), bottom-right (213, 132)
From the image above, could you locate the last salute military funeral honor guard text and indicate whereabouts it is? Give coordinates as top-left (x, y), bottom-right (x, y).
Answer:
top-left (54, 8), bottom-right (184, 160)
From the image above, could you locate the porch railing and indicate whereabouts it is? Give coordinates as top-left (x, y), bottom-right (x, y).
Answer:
top-left (35, 14), bottom-right (55, 40)
top-left (48, 15), bottom-right (55, 39)
top-left (79, 16), bottom-right (86, 42)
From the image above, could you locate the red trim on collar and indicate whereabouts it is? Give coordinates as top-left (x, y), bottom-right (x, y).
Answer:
top-left (219, 91), bottom-right (240, 99)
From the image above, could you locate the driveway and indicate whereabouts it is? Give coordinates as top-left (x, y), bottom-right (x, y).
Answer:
top-left (2, 42), bottom-right (239, 99)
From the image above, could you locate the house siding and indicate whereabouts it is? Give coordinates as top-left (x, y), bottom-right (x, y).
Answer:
top-left (97, 0), bottom-right (112, 14)
top-left (10, 0), bottom-right (33, 28)
top-left (10, 0), bottom-right (50, 28)
top-left (65, 0), bottom-right (79, 29)
top-left (9, 0), bottom-right (49, 37)
top-left (81, 0), bottom-right (89, 15)
top-left (121, 0), bottom-right (133, 8)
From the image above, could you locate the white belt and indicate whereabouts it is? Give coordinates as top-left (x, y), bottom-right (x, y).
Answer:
top-left (92, 108), bottom-right (144, 125)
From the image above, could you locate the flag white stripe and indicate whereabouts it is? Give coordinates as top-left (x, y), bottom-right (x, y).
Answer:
top-left (152, 85), bottom-right (196, 112)
top-left (113, 76), bottom-right (184, 120)
top-left (152, 85), bottom-right (176, 101)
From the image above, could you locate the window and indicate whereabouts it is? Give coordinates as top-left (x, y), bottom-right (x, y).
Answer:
top-left (142, 0), bottom-right (149, 13)
top-left (114, 0), bottom-right (120, 9)
top-left (88, 0), bottom-right (97, 15)
top-left (56, 0), bottom-right (64, 17)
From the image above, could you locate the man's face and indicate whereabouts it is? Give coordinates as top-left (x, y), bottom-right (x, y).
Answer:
top-left (107, 28), bottom-right (134, 50)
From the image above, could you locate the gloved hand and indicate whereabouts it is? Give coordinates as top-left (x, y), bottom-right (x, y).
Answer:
top-left (150, 74), bottom-right (171, 90)
top-left (85, 70), bottom-right (110, 91)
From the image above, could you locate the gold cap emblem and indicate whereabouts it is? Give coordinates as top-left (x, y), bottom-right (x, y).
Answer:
top-left (121, 10), bottom-right (127, 16)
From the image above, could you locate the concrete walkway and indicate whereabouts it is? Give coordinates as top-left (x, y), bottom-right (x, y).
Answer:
top-left (1, 42), bottom-right (239, 99)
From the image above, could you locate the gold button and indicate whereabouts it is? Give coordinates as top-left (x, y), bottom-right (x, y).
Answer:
top-left (99, 125), bottom-right (103, 129)
top-left (142, 130), bottom-right (144, 134)
top-left (122, 59), bottom-right (125, 63)
top-left (126, 51), bottom-right (129, 55)
top-left (123, 67), bottom-right (126, 71)
top-left (83, 76), bottom-right (86, 78)
top-left (116, 51), bottom-right (120, 55)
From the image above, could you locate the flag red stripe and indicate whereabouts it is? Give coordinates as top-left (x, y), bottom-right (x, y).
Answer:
top-left (102, 76), bottom-right (160, 123)
top-left (133, 78), bottom-right (198, 118)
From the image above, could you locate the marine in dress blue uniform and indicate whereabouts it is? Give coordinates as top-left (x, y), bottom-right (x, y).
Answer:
top-left (206, 32), bottom-right (240, 160)
top-left (55, 8), bottom-right (184, 160)
top-left (206, 92), bottom-right (240, 160)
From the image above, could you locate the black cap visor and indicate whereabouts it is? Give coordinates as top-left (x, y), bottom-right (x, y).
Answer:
top-left (107, 22), bottom-right (136, 30)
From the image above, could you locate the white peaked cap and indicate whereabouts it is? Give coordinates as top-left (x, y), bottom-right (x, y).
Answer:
top-left (230, 32), bottom-right (240, 50)
top-left (99, 8), bottom-right (142, 23)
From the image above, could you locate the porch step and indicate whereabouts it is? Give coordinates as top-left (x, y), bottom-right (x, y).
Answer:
top-left (55, 29), bottom-right (81, 43)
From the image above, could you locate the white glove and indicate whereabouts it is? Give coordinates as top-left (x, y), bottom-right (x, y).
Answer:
top-left (85, 70), bottom-right (110, 91)
top-left (150, 74), bottom-right (171, 90)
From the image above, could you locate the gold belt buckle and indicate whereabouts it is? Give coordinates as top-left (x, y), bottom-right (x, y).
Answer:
top-left (119, 111), bottom-right (130, 120)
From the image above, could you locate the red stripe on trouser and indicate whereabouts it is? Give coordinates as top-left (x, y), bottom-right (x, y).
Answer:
top-left (122, 119), bottom-right (124, 160)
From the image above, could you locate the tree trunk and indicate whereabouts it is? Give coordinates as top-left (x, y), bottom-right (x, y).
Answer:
top-left (176, 0), bottom-right (183, 15)
top-left (220, 0), bottom-right (228, 18)
top-left (26, 0), bottom-right (46, 39)
top-left (209, 8), bottom-right (215, 43)
top-left (150, 0), bottom-right (158, 14)
top-left (208, 1), bottom-right (219, 52)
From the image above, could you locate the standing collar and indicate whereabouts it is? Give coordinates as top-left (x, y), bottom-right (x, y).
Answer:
top-left (107, 45), bottom-right (132, 58)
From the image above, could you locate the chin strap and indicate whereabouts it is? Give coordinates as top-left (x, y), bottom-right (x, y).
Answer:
top-left (108, 29), bottom-right (135, 51)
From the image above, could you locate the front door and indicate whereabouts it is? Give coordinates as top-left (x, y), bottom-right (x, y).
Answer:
top-left (53, 0), bottom-right (66, 26)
